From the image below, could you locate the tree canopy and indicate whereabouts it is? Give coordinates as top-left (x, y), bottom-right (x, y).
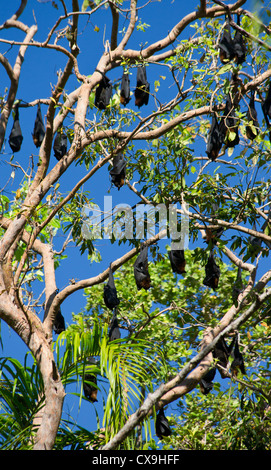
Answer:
top-left (0, 0), bottom-right (271, 451)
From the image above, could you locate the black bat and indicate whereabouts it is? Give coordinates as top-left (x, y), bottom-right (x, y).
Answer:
top-left (200, 367), bottom-right (216, 395)
top-left (103, 265), bottom-right (120, 310)
top-left (120, 72), bottom-right (130, 106)
top-left (233, 14), bottom-right (247, 64)
top-left (53, 130), bottom-right (67, 160)
top-left (230, 334), bottom-right (246, 376)
top-left (133, 246), bottom-right (151, 290)
top-left (9, 105), bottom-right (23, 153)
top-left (53, 308), bottom-right (66, 335)
top-left (134, 65), bottom-right (150, 108)
top-left (206, 114), bottom-right (224, 161)
top-left (168, 249), bottom-right (186, 274)
top-left (155, 408), bottom-right (172, 440)
top-left (204, 227), bottom-right (224, 246)
top-left (245, 92), bottom-right (259, 141)
top-left (219, 17), bottom-right (235, 63)
top-left (32, 103), bottom-right (45, 148)
top-left (213, 337), bottom-right (231, 379)
top-left (222, 93), bottom-right (239, 148)
top-left (262, 80), bottom-right (271, 120)
top-left (95, 74), bottom-right (112, 110)
top-left (108, 310), bottom-right (121, 342)
top-left (203, 251), bottom-right (220, 290)
top-left (109, 153), bottom-right (126, 190)
top-left (83, 374), bottom-right (98, 402)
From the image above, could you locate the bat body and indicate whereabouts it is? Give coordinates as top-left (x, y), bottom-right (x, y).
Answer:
top-left (133, 246), bottom-right (151, 290)
top-left (134, 66), bottom-right (150, 107)
top-left (233, 15), bottom-right (246, 64)
top-left (262, 81), bottom-right (271, 120)
top-left (203, 251), bottom-right (220, 290)
top-left (9, 106), bottom-right (23, 153)
top-left (108, 310), bottom-right (121, 341)
top-left (120, 73), bottom-right (130, 106)
top-left (109, 153), bottom-right (126, 189)
top-left (53, 131), bottom-right (67, 160)
top-left (245, 93), bottom-right (259, 141)
top-left (206, 114), bottom-right (224, 161)
top-left (83, 374), bottom-right (98, 402)
top-left (230, 335), bottom-right (246, 376)
top-left (53, 308), bottom-right (65, 335)
top-left (95, 75), bottom-right (112, 110)
top-left (168, 249), bottom-right (186, 274)
top-left (103, 265), bottom-right (120, 310)
top-left (32, 103), bottom-right (45, 148)
top-left (200, 367), bottom-right (216, 395)
top-left (219, 18), bottom-right (235, 63)
top-left (155, 408), bottom-right (172, 440)
top-left (221, 94), bottom-right (239, 148)
top-left (213, 337), bottom-right (231, 378)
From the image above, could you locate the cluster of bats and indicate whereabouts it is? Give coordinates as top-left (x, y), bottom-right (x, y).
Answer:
top-left (207, 14), bottom-right (271, 161)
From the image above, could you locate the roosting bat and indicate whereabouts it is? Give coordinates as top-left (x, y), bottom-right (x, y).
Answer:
top-left (95, 74), bottom-right (112, 110)
top-left (32, 102), bottom-right (45, 148)
top-left (262, 80), bottom-right (271, 120)
top-left (53, 130), bottom-right (67, 160)
top-left (108, 310), bottom-right (121, 342)
top-left (245, 92), bottom-right (259, 141)
top-left (233, 14), bottom-right (247, 64)
top-left (9, 105), bottom-right (23, 153)
top-left (109, 153), bottom-right (126, 189)
top-left (219, 17), bottom-right (235, 63)
top-left (104, 265), bottom-right (120, 310)
top-left (200, 367), bottom-right (216, 395)
top-left (168, 249), bottom-right (186, 274)
top-left (206, 114), bottom-right (224, 161)
top-left (134, 65), bottom-right (150, 107)
top-left (83, 374), bottom-right (98, 402)
top-left (203, 251), bottom-right (220, 290)
top-left (204, 226), bottom-right (224, 246)
top-left (155, 408), bottom-right (172, 440)
top-left (230, 334), bottom-right (246, 376)
top-left (213, 337), bottom-right (231, 379)
top-left (133, 246), bottom-right (151, 290)
top-left (53, 308), bottom-right (66, 335)
top-left (120, 72), bottom-right (130, 106)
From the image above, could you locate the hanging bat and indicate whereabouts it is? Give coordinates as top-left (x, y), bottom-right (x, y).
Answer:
top-left (133, 246), bottom-right (151, 290)
top-left (83, 373), bottom-right (98, 402)
top-left (168, 249), bottom-right (186, 274)
top-left (262, 80), bottom-right (271, 120)
top-left (206, 114), bottom-right (224, 161)
top-left (222, 93), bottom-right (240, 148)
top-left (108, 310), bottom-right (121, 342)
top-left (200, 367), bottom-right (216, 395)
top-left (103, 265), bottom-right (120, 310)
top-left (9, 105), bottom-right (23, 153)
top-left (134, 65), bottom-right (150, 107)
top-left (219, 17), bottom-right (235, 63)
top-left (232, 263), bottom-right (244, 304)
top-left (233, 14), bottom-right (247, 64)
top-left (32, 102), bottom-right (45, 148)
top-left (230, 334), bottom-right (246, 376)
top-left (53, 308), bottom-right (66, 335)
top-left (109, 153), bottom-right (126, 189)
top-left (95, 74), bottom-right (112, 110)
top-left (53, 130), bottom-right (67, 160)
top-left (155, 408), bottom-right (172, 440)
top-left (120, 72), bottom-right (131, 106)
top-left (203, 250), bottom-right (220, 290)
top-left (245, 91), bottom-right (259, 141)
top-left (213, 337), bottom-right (231, 379)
